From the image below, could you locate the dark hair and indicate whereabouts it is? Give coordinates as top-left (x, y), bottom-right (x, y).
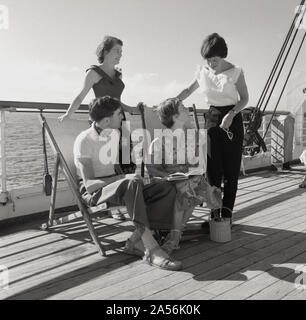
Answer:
top-left (157, 98), bottom-right (181, 128)
top-left (89, 96), bottom-right (122, 122)
top-left (96, 36), bottom-right (123, 63)
top-left (201, 33), bottom-right (228, 59)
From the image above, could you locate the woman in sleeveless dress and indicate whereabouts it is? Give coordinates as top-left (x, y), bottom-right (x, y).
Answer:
top-left (59, 36), bottom-right (133, 121)
top-left (59, 36), bottom-right (137, 220)
top-left (176, 33), bottom-right (249, 225)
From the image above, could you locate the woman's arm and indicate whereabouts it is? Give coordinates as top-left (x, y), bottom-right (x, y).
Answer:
top-left (146, 139), bottom-right (169, 178)
top-left (146, 163), bottom-right (169, 178)
top-left (59, 70), bottom-right (98, 121)
top-left (231, 71), bottom-right (249, 113)
top-left (176, 80), bottom-right (199, 101)
top-left (220, 71), bottom-right (249, 130)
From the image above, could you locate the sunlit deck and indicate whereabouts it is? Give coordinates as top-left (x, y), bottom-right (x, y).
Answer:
top-left (1, 167), bottom-right (306, 300)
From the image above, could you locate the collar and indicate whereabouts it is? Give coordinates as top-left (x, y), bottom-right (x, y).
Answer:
top-left (92, 122), bottom-right (119, 138)
top-left (93, 122), bottom-right (102, 135)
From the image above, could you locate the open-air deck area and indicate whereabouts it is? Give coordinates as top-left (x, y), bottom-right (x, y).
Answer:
top-left (1, 166), bottom-right (306, 300)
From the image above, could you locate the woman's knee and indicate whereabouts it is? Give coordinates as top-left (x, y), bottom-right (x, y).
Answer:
top-left (162, 181), bottom-right (177, 198)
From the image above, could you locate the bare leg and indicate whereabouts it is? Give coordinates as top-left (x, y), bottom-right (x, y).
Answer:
top-left (182, 206), bottom-right (195, 229)
top-left (162, 200), bottom-right (186, 254)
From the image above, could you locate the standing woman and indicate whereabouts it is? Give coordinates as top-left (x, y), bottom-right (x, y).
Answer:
top-left (59, 35), bottom-right (133, 122)
top-left (176, 33), bottom-right (249, 222)
top-left (59, 36), bottom-right (135, 220)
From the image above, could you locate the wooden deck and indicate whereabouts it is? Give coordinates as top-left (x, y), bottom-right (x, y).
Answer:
top-left (1, 167), bottom-right (306, 300)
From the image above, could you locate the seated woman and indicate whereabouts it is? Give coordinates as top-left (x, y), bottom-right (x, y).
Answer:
top-left (146, 98), bottom-right (221, 254)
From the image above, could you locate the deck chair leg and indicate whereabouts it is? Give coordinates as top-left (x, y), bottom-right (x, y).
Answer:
top-left (80, 207), bottom-right (106, 256)
top-left (48, 155), bottom-right (60, 227)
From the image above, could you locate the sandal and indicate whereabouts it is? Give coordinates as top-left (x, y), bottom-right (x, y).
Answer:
top-left (143, 248), bottom-right (182, 271)
top-left (161, 230), bottom-right (182, 255)
top-left (123, 239), bottom-right (144, 258)
top-left (162, 240), bottom-right (180, 255)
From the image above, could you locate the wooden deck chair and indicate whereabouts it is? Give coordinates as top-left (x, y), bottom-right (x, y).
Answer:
top-left (38, 113), bottom-right (124, 256)
top-left (138, 104), bottom-right (208, 238)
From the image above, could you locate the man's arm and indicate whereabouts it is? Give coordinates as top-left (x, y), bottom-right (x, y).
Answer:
top-left (77, 158), bottom-right (123, 194)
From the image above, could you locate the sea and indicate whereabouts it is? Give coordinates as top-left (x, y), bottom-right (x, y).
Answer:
top-left (2, 112), bottom-right (65, 190)
top-left (1, 111), bottom-right (206, 191)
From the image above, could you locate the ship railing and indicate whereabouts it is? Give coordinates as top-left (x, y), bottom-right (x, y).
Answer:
top-left (0, 100), bottom-right (304, 203)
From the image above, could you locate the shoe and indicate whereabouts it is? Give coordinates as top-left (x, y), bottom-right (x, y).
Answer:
top-left (299, 181), bottom-right (306, 188)
top-left (110, 209), bottom-right (126, 221)
top-left (221, 207), bottom-right (232, 219)
top-left (143, 248), bottom-right (182, 271)
top-left (201, 221), bottom-right (210, 233)
top-left (211, 208), bottom-right (221, 219)
top-left (123, 239), bottom-right (144, 258)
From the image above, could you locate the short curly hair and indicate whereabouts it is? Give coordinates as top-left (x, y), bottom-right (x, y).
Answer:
top-left (89, 96), bottom-right (122, 122)
top-left (200, 33), bottom-right (228, 59)
top-left (96, 36), bottom-right (123, 63)
top-left (157, 98), bottom-right (181, 128)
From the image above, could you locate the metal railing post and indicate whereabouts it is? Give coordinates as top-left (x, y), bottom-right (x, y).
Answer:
top-left (0, 109), bottom-right (8, 204)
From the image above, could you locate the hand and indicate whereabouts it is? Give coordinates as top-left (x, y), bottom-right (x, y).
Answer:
top-left (58, 113), bottom-right (70, 122)
top-left (206, 185), bottom-right (222, 210)
top-left (220, 112), bottom-right (234, 130)
top-left (124, 173), bottom-right (142, 180)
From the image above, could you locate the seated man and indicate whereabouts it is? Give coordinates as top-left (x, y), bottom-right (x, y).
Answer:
top-left (147, 98), bottom-right (222, 254)
top-left (73, 96), bottom-right (182, 271)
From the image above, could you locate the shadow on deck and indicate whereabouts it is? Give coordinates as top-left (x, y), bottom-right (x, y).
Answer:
top-left (0, 167), bottom-right (306, 300)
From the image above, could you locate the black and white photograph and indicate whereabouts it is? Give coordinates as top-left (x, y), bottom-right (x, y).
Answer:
top-left (0, 0), bottom-right (306, 304)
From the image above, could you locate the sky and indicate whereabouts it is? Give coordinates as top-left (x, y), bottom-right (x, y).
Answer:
top-left (0, 0), bottom-right (305, 111)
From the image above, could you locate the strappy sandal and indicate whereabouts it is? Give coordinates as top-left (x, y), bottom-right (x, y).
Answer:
top-left (161, 230), bottom-right (182, 255)
top-left (162, 240), bottom-right (180, 255)
top-left (123, 239), bottom-right (144, 258)
top-left (143, 248), bottom-right (182, 271)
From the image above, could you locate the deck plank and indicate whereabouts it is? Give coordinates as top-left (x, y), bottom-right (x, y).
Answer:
top-left (247, 258), bottom-right (306, 300)
top-left (0, 169), bottom-right (306, 300)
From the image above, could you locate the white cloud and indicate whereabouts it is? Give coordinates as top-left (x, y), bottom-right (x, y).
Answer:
top-left (0, 61), bottom-right (84, 103)
top-left (0, 63), bottom-right (206, 109)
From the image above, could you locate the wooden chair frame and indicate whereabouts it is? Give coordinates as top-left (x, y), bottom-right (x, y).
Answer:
top-left (39, 113), bottom-right (123, 256)
top-left (39, 106), bottom-right (207, 256)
